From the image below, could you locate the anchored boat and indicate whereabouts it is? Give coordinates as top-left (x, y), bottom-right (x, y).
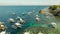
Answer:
top-left (0, 22), bottom-right (6, 34)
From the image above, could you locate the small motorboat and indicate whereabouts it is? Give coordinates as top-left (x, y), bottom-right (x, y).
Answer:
top-left (51, 22), bottom-right (57, 28)
top-left (16, 16), bottom-right (25, 24)
top-left (35, 15), bottom-right (40, 22)
top-left (0, 22), bottom-right (6, 34)
top-left (9, 18), bottom-right (15, 23)
top-left (48, 22), bottom-right (57, 29)
top-left (12, 22), bottom-right (22, 29)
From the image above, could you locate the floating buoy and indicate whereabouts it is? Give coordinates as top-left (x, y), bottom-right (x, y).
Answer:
top-left (38, 32), bottom-right (43, 34)
top-left (9, 18), bottom-right (15, 23)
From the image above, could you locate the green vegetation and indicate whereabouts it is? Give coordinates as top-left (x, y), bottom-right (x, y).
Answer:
top-left (49, 5), bottom-right (57, 10)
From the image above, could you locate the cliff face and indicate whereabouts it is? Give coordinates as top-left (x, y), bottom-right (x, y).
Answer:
top-left (48, 5), bottom-right (60, 16)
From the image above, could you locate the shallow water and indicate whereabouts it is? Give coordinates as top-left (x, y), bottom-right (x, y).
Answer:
top-left (0, 6), bottom-right (60, 34)
top-left (0, 6), bottom-right (48, 34)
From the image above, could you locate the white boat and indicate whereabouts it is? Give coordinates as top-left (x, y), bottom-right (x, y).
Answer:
top-left (48, 22), bottom-right (57, 28)
top-left (12, 22), bottom-right (22, 29)
top-left (0, 22), bottom-right (6, 34)
top-left (19, 18), bottom-right (24, 24)
top-left (15, 23), bottom-right (22, 27)
top-left (0, 31), bottom-right (6, 34)
top-left (9, 18), bottom-right (15, 23)
top-left (51, 22), bottom-right (57, 28)
top-left (35, 17), bottom-right (40, 21)
top-left (16, 16), bottom-right (25, 24)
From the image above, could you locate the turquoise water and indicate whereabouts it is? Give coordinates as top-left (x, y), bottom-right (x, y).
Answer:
top-left (0, 6), bottom-right (48, 34)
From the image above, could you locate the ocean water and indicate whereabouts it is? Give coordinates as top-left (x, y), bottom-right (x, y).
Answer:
top-left (0, 6), bottom-right (49, 34)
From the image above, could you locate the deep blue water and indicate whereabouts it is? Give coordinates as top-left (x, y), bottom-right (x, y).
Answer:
top-left (0, 6), bottom-right (48, 34)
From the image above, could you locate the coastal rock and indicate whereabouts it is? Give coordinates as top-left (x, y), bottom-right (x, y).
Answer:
top-left (39, 10), bottom-right (45, 14)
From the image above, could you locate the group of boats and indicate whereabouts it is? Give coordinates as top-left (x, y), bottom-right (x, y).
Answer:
top-left (9, 16), bottom-right (25, 29)
top-left (0, 5), bottom-right (58, 34)
top-left (0, 16), bottom-right (25, 34)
